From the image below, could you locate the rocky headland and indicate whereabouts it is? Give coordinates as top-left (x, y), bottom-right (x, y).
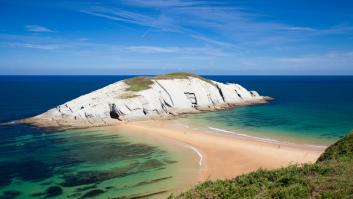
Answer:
top-left (18, 72), bottom-right (270, 129)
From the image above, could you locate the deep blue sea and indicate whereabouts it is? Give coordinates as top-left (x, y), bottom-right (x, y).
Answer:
top-left (0, 76), bottom-right (352, 198)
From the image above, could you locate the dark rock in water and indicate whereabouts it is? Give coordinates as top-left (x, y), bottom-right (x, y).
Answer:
top-left (115, 190), bottom-right (168, 199)
top-left (105, 186), bottom-right (114, 190)
top-left (31, 186), bottom-right (63, 198)
top-left (50, 157), bottom-right (84, 168)
top-left (73, 142), bottom-right (157, 164)
top-left (44, 186), bottom-right (63, 198)
top-left (61, 171), bottom-right (102, 187)
top-left (61, 162), bottom-right (138, 187)
top-left (0, 159), bottom-right (52, 186)
top-left (163, 159), bottom-right (178, 164)
top-left (81, 189), bottom-right (104, 198)
top-left (132, 176), bottom-right (172, 187)
top-left (0, 171), bottom-right (11, 186)
top-left (68, 192), bottom-right (81, 198)
top-left (19, 160), bottom-right (53, 182)
top-left (31, 192), bottom-right (45, 197)
top-left (155, 167), bottom-right (167, 171)
top-left (40, 181), bottom-right (52, 186)
top-left (138, 159), bottom-right (165, 170)
top-left (75, 184), bottom-right (97, 192)
top-left (0, 190), bottom-right (21, 199)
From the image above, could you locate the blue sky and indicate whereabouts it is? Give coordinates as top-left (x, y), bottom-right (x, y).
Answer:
top-left (1, 0), bottom-right (353, 75)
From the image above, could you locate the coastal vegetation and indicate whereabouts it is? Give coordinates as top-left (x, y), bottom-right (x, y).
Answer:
top-left (124, 72), bottom-right (214, 92)
top-left (124, 76), bottom-right (154, 92)
top-left (173, 132), bottom-right (353, 199)
top-left (154, 72), bottom-right (215, 85)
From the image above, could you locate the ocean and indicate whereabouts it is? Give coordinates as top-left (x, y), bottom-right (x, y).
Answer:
top-left (183, 76), bottom-right (353, 145)
top-left (0, 75), bottom-right (352, 198)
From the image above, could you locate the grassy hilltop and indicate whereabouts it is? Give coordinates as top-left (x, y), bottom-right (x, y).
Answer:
top-left (124, 72), bottom-right (214, 92)
top-left (172, 132), bottom-right (353, 199)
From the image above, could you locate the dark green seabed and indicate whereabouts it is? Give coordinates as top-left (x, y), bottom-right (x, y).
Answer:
top-left (0, 127), bottom-right (196, 199)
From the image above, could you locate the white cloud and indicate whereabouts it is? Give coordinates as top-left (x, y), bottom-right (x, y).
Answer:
top-left (79, 0), bottom-right (353, 50)
top-left (124, 45), bottom-right (229, 56)
top-left (7, 42), bottom-right (64, 50)
top-left (0, 33), bottom-right (228, 57)
top-left (25, 25), bottom-right (53, 32)
top-left (121, 0), bottom-right (204, 8)
top-left (275, 57), bottom-right (314, 63)
top-left (273, 51), bottom-right (353, 72)
top-left (126, 46), bottom-right (180, 53)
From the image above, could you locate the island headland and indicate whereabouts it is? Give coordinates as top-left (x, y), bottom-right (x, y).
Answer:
top-left (17, 72), bottom-right (270, 129)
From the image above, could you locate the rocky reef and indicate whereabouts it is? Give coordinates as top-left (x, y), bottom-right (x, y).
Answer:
top-left (19, 72), bottom-right (269, 129)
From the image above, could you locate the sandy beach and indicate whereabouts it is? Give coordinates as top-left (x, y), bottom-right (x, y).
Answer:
top-left (112, 119), bottom-right (325, 182)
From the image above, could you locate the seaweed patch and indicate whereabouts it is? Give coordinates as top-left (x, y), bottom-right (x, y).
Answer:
top-left (61, 162), bottom-right (139, 187)
top-left (81, 189), bottom-right (105, 198)
top-left (0, 190), bottom-right (21, 199)
top-left (31, 186), bottom-right (63, 198)
top-left (132, 176), bottom-right (172, 187)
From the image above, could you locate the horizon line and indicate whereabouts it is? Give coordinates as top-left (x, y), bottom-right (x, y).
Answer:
top-left (1, 74), bottom-right (353, 77)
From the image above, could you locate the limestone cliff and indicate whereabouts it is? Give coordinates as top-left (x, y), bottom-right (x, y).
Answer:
top-left (20, 73), bottom-right (269, 129)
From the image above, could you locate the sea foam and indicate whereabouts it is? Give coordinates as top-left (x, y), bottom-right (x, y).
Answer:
top-left (208, 127), bottom-right (281, 143)
top-left (208, 127), bottom-right (327, 148)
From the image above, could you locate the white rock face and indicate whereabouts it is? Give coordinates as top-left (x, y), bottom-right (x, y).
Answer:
top-left (25, 76), bottom-right (267, 128)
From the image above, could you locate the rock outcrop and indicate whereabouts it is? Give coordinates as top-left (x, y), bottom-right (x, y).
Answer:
top-left (20, 73), bottom-right (269, 129)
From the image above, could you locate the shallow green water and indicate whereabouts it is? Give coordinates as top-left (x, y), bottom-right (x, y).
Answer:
top-left (0, 127), bottom-right (197, 199)
top-left (181, 106), bottom-right (347, 146)
top-left (178, 76), bottom-right (353, 146)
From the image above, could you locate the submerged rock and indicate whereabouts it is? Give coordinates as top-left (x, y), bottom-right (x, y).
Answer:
top-left (44, 186), bottom-right (63, 198)
top-left (61, 162), bottom-right (139, 187)
top-left (132, 176), bottom-right (172, 187)
top-left (138, 159), bottom-right (165, 170)
top-left (0, 159), bottom-right (53, 186)
top-left (31, 186), bottom-right (63, 198)
top-left (115, 190), bottom-right (168, 199)
top-left (0, 190), bottom-right (21, 199)
top-left (19, 73), bottom-right (269, 129)
top-left (81, 189), bottom-right (104, 198)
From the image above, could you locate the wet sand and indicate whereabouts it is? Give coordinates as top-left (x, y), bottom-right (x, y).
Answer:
top-left (112, 119), bottom-right (325, 181)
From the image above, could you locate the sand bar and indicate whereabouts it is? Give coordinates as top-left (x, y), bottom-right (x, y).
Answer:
top-left (111, 119), bottom-right (325, 182)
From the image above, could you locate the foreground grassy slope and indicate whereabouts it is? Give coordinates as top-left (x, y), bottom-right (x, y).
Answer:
top-left (173, 132), bottom-right (353, 199)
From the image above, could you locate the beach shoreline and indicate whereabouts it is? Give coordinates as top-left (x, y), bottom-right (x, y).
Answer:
top-left (111, 119), bottom-right (325, 182)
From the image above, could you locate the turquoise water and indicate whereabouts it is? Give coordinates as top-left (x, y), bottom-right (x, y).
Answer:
top-left (0, 76), bottom-right (352, 198)
top-left (0, 76), bottom-right (198, 198)
top-left (0, 126), bottom-right (197, 198)
top-left (183, 76), bottom-right (353, 145)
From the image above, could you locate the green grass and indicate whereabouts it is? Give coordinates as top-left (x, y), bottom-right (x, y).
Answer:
top-left (123, 72), bottom-right (215, 93)
top-left (172, 132), bottom-right (353, 199)
top-left (155, 72), bottom-right (198, 79)
top-left (154, 72), bottom-right (215, 85)
top-left (124, 76), bottom-right (154, 92)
